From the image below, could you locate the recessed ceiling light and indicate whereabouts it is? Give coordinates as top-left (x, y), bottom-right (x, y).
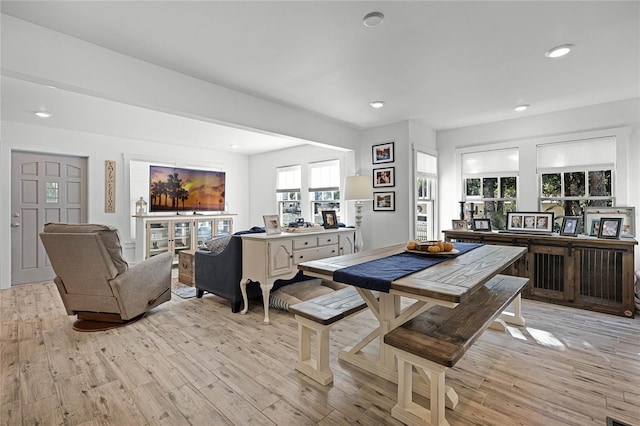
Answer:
top-left (34, 111), bottom-right (52, 118)
top-left (514, 104), bottom-right (529, 112)
top-left (363, 12), bottom-right (384, 27)
top-left (370, 100), bottom-right (385, 109)
top-left (545, 44), bottom-right (574, 58)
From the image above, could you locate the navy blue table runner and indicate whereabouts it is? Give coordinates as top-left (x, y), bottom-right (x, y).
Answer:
top-left (333, 242), bottom-right (482, 293)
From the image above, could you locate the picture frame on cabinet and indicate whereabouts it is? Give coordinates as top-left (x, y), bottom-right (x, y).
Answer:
top-left (507, 211), bottom-right (554, 233)
top-left (263, 215), bottom-right (282, 235)
top-left (597, 217), bottom-right (622, 239)
top-left (584, 206), bottom-right (635, 238)
top-left (373, 167), bottom-right (395, 187)
top-left (321, 210), bottom-right (338, 229)
top-left (373, 191), bottom-right (395, 211)
top-left (452, 219), bottom-right (468, 230)
top-left (472, 218), bottom-right (492, 232)
top-left (372, 141), bottom-right (394, 164)
top-left (560, 216), bottom-right (581, 237)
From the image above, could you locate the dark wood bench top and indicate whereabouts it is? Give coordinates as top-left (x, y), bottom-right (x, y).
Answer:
top-left (384, 274), bottom-right (529, 367)
top-left (289, 286), bottom-right (377, 326)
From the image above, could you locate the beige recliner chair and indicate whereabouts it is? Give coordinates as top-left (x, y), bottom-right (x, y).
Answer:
top-left (40, 223), bottom-right (173, 331)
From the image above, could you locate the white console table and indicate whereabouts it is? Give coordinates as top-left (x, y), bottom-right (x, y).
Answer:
top-left (239, 228), bottom-right (355, 323)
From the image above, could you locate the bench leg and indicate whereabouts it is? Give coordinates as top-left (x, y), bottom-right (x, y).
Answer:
top-left (294, 316), bottom-right (334, 385)
top-left (391, 348), bottom-right (451, 426)
top-left (499, 293), bottom-right (526, 326)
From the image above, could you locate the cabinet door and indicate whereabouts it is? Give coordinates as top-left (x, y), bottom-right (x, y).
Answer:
top-left (147, 221), bottom-right (170, 258)
top-left (339, 233), bottom-right (355, 255)
top-left (195, 219), bottom-right (213, 249)
top-left (215, 218), bottom-right (233, 236)
top-left (268, 240), bottom-right (294, 277)
top-left (524, 245), bottom-right (573, 301)
top-left (173, 221), bottom-right (193, 261)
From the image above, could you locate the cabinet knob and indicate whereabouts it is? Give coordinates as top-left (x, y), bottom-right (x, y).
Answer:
top-left (299, 255), bottom-right (304, 259)
top-left (304, 241), bottom-right (308, 245)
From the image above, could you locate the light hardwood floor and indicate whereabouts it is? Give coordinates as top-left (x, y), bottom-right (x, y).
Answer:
top-left (1, 279), bottom-right (639, 426)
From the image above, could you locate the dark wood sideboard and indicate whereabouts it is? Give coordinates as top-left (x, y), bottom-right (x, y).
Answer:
top-left (443, 230), bottom-right (637, 318)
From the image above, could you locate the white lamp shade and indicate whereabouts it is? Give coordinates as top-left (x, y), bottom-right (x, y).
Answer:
top-left (344, 175), bottom-right (373, 201)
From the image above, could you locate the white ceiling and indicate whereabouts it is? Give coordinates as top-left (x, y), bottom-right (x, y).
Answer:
top-left (1, 1), bottom-right (639, 153)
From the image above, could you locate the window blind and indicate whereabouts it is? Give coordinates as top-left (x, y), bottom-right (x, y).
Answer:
top-left (308, 160), bottom-right (340, 192)
top-left (276, 165), bottom-right (301, 192)
top-left (417, 152), bottom-right (437, 174)
top-left (461, 148), bottom-right (519, 177)
top-left (537, 136), bottom-right (616, 173)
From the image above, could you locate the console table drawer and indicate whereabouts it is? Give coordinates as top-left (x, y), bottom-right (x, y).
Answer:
top-left (293, 245), bottom-right (339, 264)
top-left (293, 236), bottom-right (318, 250)
top-left (318, 235), bottom-right (339, 246)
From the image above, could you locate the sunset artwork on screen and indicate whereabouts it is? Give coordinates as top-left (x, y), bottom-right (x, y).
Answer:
top-left (149, 166), bottom-right (225, 212)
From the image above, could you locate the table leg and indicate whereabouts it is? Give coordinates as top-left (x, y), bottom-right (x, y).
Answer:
top-left (239, 277), bottom-right (251, 315)
top-left (260, 282), bottom-right (274, 324)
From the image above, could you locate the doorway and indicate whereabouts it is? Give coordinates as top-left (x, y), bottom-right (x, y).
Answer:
top-left (10, 151), bottom-right (87, 285)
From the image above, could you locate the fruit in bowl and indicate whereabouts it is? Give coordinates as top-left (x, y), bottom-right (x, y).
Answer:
top-left (407, 240), bottom-right (455, 253)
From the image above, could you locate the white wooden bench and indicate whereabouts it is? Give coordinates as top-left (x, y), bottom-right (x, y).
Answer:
top-left (289, 286), bottom-right (377, 385)
top-left (383, 274), bottom-right (529, 426)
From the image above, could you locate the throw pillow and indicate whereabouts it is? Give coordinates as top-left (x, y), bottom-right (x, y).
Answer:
top-left (204, 235), bottom-right (232, 254)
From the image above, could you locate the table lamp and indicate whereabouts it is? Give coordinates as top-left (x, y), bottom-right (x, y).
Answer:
top-left (344, 175), bottom-right (373, 252)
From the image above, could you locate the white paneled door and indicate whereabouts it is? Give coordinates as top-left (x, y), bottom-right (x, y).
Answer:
top-left (10, 151), bottom-right (87, 285)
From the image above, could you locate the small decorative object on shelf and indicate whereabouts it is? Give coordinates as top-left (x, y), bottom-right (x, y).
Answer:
top-left (459, 201), bottom-right (465, 220)
top-left (136, 196), bottom-right (148, 216)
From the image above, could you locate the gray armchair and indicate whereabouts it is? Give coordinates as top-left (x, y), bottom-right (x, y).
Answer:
top-left (39, 223), bottom-right (172, 331)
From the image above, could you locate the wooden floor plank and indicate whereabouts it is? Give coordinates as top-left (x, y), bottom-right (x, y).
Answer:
top-left (0, 279), bottom-right (638, 425)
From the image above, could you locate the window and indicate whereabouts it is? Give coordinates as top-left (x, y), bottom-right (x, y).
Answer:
top-left (538, 137), bottom-right (615, 231)
top-left (462, 148), bottom-right (519, 230)
top-left (276, 165), bottom-right (301, 226)
top-left (308, 160), bottom-right (341, 224)
top-left (416, 151), bottom-right (437, 240)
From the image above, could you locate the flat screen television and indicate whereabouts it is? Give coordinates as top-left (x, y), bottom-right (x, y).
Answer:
top-left (149, 165), bottom-right (225, 212)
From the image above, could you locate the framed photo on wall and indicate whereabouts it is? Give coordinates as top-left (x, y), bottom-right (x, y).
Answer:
top-left (321, 210), bottom-right (338, 229)
top-left (263, 215), bottom-right (282, 235)
top-left (373, 167), bottom-right (395, 187)
top-left (372, 141), bottom-right (394, 164)
top-left (373, 191), bottom-right (395, 211)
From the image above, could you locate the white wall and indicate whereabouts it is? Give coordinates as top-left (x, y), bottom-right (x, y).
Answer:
top-left (0, 121), bottom-right (251, 289)
top-left (436, 98), bottom-right (640, 268)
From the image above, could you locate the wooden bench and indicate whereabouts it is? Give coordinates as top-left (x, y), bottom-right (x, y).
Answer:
top-left (289, 286), bottom-right (377, 385)
top-left (383, 274), bottom-right (529, 426)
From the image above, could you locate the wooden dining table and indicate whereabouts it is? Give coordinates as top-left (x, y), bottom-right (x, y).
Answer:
top-left (297, 242), bottom-right (527, 408)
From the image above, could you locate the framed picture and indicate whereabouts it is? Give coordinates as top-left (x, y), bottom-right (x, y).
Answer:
top-left (373, 191), bottom-right (395, 211)
top-left (584, 206), bottom-right (635, 238)
top-left (598, 217), bottom-right (622, 239)
top-left (373, 167), bottom-right (395, 187)
top-left (472, 218), bottom-right (492, 232)
top-left (321, 210), bottom-right (338, 229)
top-left (452, 219), bottom-right (468, 230)
top-left (506, 211), bottom-right (554, 233)
top-left (372, 141), bottom-right (394, 164)
top-left (560, 216), bottom-right (581, 237)
top-left (263, 214), bottom-right (282, 235)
